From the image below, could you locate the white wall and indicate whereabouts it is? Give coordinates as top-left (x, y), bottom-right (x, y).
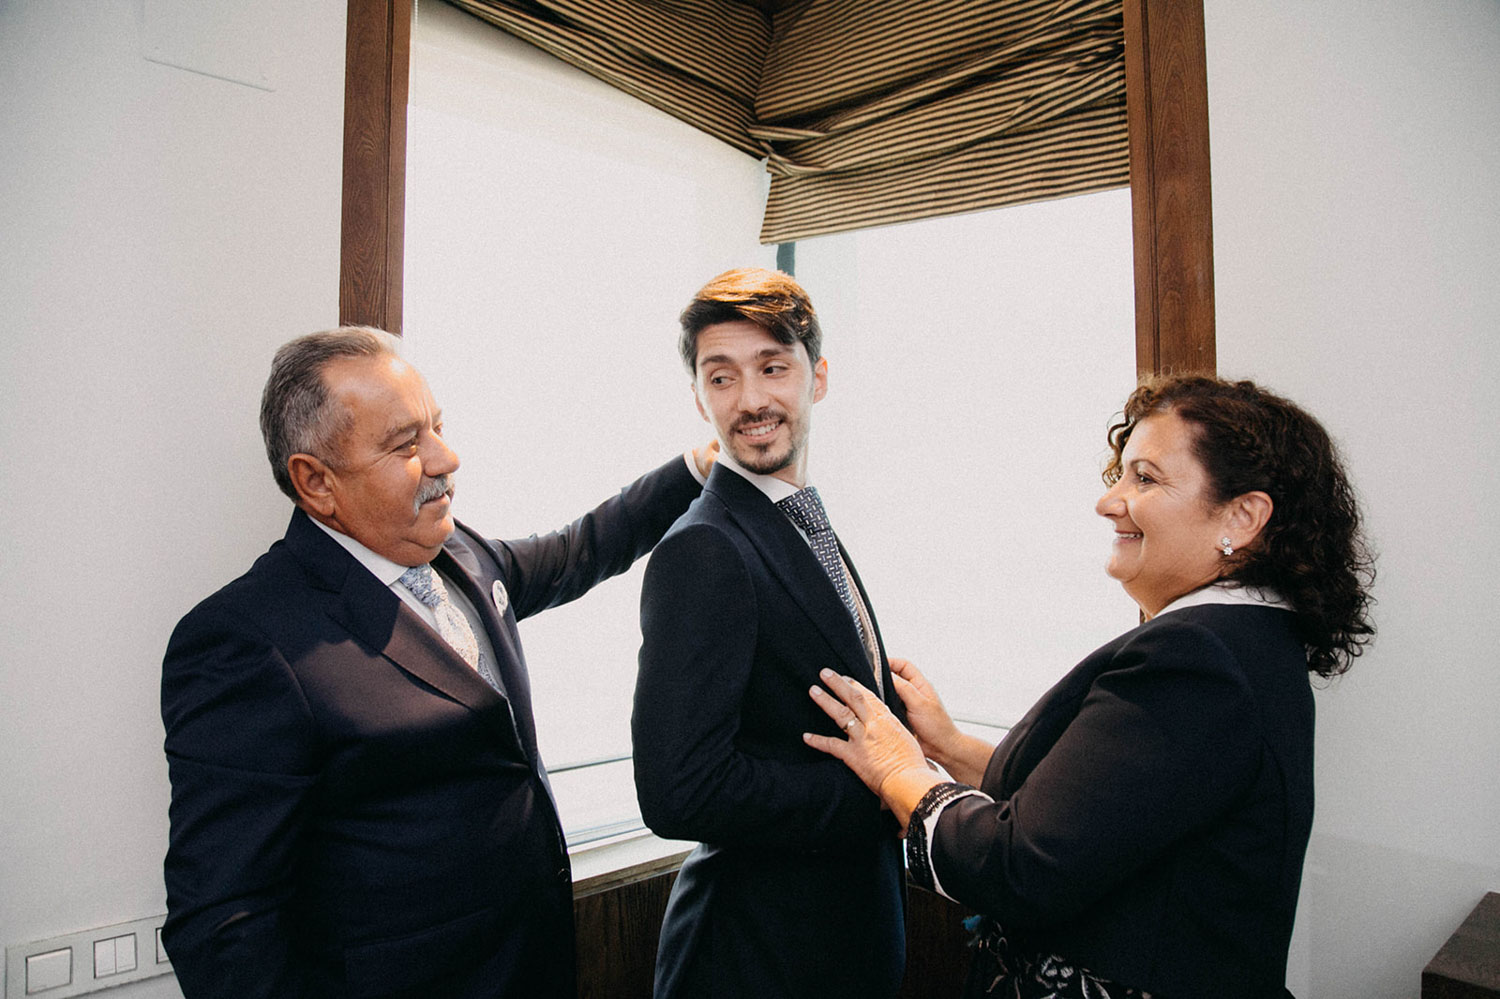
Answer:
top-left (0, 1), bottom-right (347, 995)
top-left (1205, 1), bottom-right (1500, 994)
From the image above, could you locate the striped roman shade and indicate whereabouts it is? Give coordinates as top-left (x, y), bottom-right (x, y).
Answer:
top-left (444, 0), bottom-right (1127, 243)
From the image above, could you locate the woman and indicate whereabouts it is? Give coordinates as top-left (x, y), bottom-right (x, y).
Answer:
top-left (806, 375), bottom-right (1374, 999)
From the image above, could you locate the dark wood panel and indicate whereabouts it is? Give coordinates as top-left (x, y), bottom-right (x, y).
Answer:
top-left (340, 0), bottom-right (410, 334)
top-left (1124, 0), bottom-right (1216, 376)
top-left (899, 884), bottom-right (976, 999)
top-left (1423, 893), bottom-right (1500, 999)
top-left (574, 853), bottom-right (686, 999)
top-left (573, 853), bottom-right (977, 999)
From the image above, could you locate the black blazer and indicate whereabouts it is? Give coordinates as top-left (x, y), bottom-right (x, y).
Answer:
top-left (632, 465), bottom-right (907, 999)
top-left (161, 458), bottom-right (699, 999)
top-left (931, 603), bottom-right (1314, 999)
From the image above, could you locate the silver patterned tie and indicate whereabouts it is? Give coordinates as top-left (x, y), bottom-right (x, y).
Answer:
top-left (399, 563), bottom-right (500, 691)
top-left (775, 487), bottom-right (867, 648)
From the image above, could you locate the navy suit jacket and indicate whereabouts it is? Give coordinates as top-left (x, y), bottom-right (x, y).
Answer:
top-left (931, 604), bottom-right (1314, 999)
top-left (632, 465), bottom-right (907, 999)
top-left (161, 458), bottom-right (699, 999)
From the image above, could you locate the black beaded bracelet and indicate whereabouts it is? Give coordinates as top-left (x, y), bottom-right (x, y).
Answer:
top-left (906, 781), bottom-right (976, 892)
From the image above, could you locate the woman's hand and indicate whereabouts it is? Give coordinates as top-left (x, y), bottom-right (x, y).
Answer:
top-left (889, 658), bottom-right (995, 787)
top-left (691, 438), bottom-right (720, 479)
top-left (804, 669), bottom-right (942, 834)
top-left (887, 658), bottom-right (961, 758)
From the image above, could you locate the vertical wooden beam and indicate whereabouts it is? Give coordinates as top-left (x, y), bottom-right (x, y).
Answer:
top-left (340, 0), bottom-right (411, 335)
top-left (1124, 0), bottom-right (1216, 376)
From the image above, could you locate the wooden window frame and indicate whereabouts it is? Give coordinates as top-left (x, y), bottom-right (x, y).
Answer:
top-left (335, 2), bottom-right (1218, 983)
top-left (338, 0), bottom-right (1216, 373)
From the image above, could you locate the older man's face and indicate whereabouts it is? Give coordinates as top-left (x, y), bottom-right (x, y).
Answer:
top-left (320, 354), bottom-right (460, 566)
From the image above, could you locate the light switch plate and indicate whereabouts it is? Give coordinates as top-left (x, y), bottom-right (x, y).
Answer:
top-left (6, 917), bottom-right (170, 999)
top-left (23, 949), bottom-right (70, 994)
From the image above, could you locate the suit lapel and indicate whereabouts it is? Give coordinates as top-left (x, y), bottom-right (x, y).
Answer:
top-left (283, 511), bottom-right (526, 757)
top-left (707, 467), bottom-right (885, 690)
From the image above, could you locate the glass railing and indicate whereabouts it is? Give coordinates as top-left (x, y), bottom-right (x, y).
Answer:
top-left (548, 753), bottom-right (644, 847)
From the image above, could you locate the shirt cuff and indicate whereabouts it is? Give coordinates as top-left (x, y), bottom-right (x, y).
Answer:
top-left (907, 782), bottom-right (993, 902)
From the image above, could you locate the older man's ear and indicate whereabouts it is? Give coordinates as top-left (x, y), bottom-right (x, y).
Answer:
top-left (287, 453), bottom-right (337, 518)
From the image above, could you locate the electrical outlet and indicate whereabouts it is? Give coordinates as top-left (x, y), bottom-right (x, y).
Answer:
top-left (5, 916), bottom-right (171, 998)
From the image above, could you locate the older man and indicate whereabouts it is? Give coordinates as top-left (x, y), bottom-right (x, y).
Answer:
top-left (161, 327), bottom-right (709, 998)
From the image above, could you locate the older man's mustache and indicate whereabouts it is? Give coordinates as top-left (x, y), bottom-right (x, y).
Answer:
top-left (414, 474), bottom-right (454, 515)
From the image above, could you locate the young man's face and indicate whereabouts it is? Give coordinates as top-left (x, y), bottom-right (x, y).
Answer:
top-left (692, 320), bottom-right (827, 487)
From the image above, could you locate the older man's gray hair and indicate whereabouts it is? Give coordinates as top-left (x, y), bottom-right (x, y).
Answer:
top-left (259, 326), bottom-right (402, 501)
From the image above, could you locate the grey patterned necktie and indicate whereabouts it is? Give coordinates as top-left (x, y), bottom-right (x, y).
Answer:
top-left (399, 563), bottom-right (500, 691)
top-left (775, 486), bottom-right (867, 648)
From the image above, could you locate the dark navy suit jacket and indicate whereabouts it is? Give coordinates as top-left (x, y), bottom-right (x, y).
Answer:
top-left (632, 464), bottom-right (907, 999)
top-left (161, 458), bottom-right (699, 999)
top-left (932, 603), bottom-right (1314, 999)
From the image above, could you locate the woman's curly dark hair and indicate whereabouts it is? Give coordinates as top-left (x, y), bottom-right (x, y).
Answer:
top-left (1103, 375), bottom-right (1376, 678)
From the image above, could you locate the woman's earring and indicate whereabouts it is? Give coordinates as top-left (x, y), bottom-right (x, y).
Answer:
top-left (1219, 537), bottom-right (1235, 556)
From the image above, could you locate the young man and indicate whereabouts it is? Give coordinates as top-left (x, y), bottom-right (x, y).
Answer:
top-left (632, 269), bottom-right (907, 999)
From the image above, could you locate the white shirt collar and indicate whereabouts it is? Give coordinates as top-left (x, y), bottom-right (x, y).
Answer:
top-left (1156, 582), bottom-right (1293, 618)
top-left (719, 450), bottom-right (804, 504)
top-left (309, 515), bottom-right (413, 586)
top-left (306, 514), bottom-right (491, 654)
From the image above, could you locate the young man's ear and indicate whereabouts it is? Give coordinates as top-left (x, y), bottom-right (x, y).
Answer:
top-left (812, 356), bottom-right (829, 403)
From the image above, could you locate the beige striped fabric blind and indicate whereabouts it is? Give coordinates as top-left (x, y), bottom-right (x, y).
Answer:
top-left (445, 0), bottom-right (1127, 244)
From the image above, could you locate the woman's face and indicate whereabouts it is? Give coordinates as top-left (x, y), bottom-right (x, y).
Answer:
top-left (1095, 409), bottom-right (1235, 617)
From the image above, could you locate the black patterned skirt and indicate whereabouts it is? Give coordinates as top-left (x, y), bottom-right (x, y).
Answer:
top-left (964, 917), bottom-right (1152, 999)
